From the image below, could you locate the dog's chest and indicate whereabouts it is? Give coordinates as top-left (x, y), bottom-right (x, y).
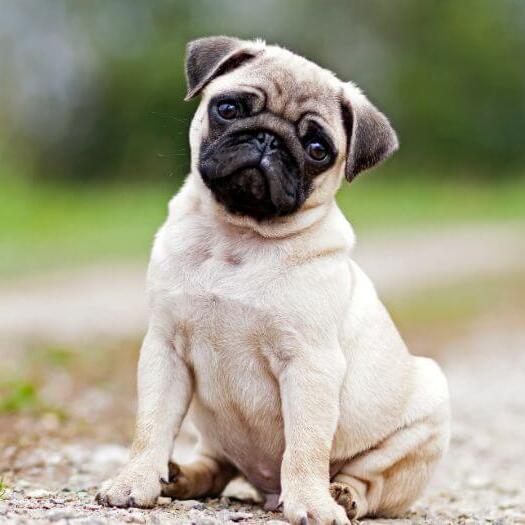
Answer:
top-left (166, 236), bottom-right (286, 361)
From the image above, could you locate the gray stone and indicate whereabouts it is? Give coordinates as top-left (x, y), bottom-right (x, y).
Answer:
top-left (47, 508), bottom-right (78, 521)
top-left (27, 489), bottom-right (51, 499)
top-left (123, 512), bottom-right (146, 524)
top-left (217, 509), bottom-right (254, 522)
top-left (73, 519), bottom-right (107, 525)
top-left (188, 509), bottom-right (220, 525)
top-left (178, 499), bottom-right (206, 511)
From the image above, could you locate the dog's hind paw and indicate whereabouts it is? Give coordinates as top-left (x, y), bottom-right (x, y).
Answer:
top-left (330, 482), bottom-right (358, 520)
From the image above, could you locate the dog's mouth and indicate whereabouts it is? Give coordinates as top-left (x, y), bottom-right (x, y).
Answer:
top-left (199, 131), bottom-right (303, 220)
top-left (210, 166), bottom-right (273, 219)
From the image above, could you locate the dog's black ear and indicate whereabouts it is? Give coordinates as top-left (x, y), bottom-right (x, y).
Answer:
top-left (340, 83), bottom-right (399, 181)
top-left (185, 36), bottom-right (261, 101)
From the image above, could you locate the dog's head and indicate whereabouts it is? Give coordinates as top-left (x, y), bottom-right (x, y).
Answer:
top-left (185, 36), bottom-right (398, 221)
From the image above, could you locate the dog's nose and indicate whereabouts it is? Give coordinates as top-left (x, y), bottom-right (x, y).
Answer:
top-left (255, 131), bottom-right (280, 152)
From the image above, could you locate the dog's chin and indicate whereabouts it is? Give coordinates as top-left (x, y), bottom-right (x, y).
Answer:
top-left (206, 167), bottom-right (281, 221)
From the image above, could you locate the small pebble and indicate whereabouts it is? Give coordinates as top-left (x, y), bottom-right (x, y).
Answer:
top-left (27, 489), bottom-right (51, 499)
top-left (74, 519), bottom-right (107, 525)
top-left (467, 475), bottom-right (490, 489)
top-left (188, 509), bottom-right (219, 525)
top-left (47, 508), bottom-right (77, 521)
top-left (123, 513), bottom-right (146, 524)
top-left (83, 504), bottom-right (103, 511)
top-left (178, 499), bottom-right (206, 510)
top-left (217, 509), bottom-right (254, 522)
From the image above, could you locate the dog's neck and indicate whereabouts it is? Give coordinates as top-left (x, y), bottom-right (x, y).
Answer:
top-left (186, 172), bottom-right (339, 240)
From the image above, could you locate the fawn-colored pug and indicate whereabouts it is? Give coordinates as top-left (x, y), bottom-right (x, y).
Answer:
top-left (96, 37), bottom-right (450, 524)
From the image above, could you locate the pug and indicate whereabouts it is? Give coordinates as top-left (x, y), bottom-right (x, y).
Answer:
top-left (96, 37), bottom-right (450, 524)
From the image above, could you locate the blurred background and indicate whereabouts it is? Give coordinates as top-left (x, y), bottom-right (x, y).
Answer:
top-left (0, 1), bottom-right (524, 522)
top-left (2, 0), bottom-right (525, 275)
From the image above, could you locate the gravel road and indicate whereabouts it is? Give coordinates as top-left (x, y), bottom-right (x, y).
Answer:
top-left (2, 322), bottom-right (524, 524)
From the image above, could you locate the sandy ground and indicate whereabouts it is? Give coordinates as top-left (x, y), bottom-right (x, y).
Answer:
top-left (1, 224), bottom-right (524, 524)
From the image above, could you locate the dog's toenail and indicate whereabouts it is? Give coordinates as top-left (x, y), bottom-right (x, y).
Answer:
top-left (127, 496), bottom-right (136, 507)
top-left (300, 517), bottom-right (308, 525)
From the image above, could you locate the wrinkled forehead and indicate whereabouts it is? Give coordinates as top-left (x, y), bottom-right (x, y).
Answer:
top-left (206, 47), bottom-right (344, 130)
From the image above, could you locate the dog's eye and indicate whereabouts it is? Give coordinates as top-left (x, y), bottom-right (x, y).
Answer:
top-left (217, 101), bottom-right (240, 120)
top-left (306, 140), bottom-right (328, 161)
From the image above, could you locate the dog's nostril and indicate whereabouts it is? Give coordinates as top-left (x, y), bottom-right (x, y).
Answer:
top-left (255, 131), bottom-right (280, 151)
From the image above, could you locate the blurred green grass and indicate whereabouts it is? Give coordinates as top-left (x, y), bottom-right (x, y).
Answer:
top-left (1, 169), bottom-right (525, 277)
top-left (390, 270), bottom-right (525, 329)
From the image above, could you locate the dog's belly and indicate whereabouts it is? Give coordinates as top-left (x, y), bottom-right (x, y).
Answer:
top-left (173, 291), bottom-right (286, 493)
top-left (189, 341), bottom-right (285, 493)
top-left (191, 392), bottom-right (284, 494)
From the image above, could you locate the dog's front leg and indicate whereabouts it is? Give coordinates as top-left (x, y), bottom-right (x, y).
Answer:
top-left (96, 323), bottom-right (192, 508)
top-left (279, 348), bottom-right (349, 525)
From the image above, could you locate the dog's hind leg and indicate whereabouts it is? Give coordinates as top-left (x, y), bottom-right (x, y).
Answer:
top-left (161, 456), bottom-right (237, 499)
top-left (331, 404), bottom-right (450, 519)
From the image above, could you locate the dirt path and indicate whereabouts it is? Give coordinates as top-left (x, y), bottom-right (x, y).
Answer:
top-left (1, 223), bottom-right (523, 345)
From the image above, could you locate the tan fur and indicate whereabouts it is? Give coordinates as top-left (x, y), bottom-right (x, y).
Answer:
top-left (96, 39), bottom-right (450, 524)
top-left (161, 458), bottom-right (237, 499)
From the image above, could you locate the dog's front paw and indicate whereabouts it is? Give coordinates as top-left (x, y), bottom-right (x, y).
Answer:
top-left (283, 491), bottom-right (351, 525)
top-left (95, 462), bottom-right (164, 508)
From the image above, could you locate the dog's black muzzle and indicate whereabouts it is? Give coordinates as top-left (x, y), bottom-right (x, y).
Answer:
top-left (199, 127), bottom-right (303, 220)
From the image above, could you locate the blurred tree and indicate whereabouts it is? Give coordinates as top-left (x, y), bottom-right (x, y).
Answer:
top-left (378, 0), bottom-right (525, 173)
top-left (0, 0), bottom-right (524, 182)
